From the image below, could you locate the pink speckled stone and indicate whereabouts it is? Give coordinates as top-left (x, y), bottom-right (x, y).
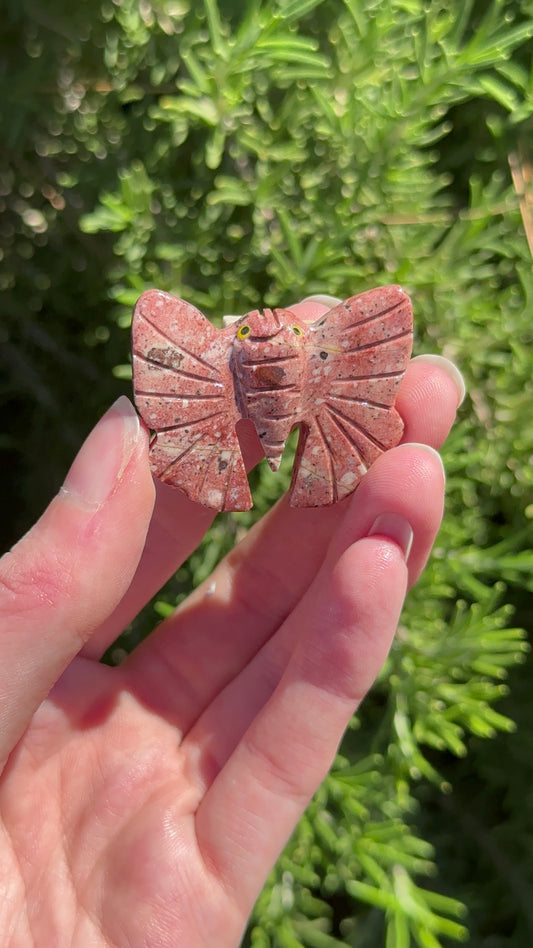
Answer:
top-left (131, 285), bottom-right (413, 510)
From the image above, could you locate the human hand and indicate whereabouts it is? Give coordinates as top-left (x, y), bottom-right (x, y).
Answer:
top-left (0, 298), bottom-right (462, 946)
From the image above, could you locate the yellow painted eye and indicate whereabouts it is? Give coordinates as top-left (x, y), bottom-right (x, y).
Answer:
top-left (291, 324), bottom-right (303, 336)
top-left (237, 324), bottom-right (251, 339)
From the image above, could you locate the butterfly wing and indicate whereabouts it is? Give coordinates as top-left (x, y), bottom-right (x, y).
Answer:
top-left (290, 285), bottom-right (413, 506)
top-left (132, 290), bottom-right (251, 511)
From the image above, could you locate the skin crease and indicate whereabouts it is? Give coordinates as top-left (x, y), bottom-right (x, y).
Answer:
top-left (0, 298), bottom-right (461, 947)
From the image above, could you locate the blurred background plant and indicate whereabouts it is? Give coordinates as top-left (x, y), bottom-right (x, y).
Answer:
top-left (2, 0), bottom-right (533, 944)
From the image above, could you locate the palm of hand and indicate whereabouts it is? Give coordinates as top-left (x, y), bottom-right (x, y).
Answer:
top-left (3, 663), bottom-right (231, 948)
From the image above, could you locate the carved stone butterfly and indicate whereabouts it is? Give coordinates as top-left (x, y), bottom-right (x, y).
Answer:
top-left (131, 286), bottom-right (413, 510)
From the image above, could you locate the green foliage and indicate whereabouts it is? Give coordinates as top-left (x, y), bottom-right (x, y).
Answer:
top-left (3, 0), bottom-right (533, 944)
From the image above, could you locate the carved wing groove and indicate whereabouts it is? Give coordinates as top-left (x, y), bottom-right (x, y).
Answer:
top-left (335, 370), bottom-right (405, 382)
top-left (157, 435), bottom-right (206, 479)
top-left (134, 389), bottom-right (223, 401)
top-left (133, 351), bottom-right (223, 385)
top-left (245, 384), bottom-right (298, 396)
top-left (240, 355), bottom-right (299, 367)
top-left (329, 393), bottom-right (394, 410)
top-left (314, 414), bottom-right (338, 502)
top-left (326, 404), bottom-right (388, 451)
top-left (140, 311), bottom-right (220, 375)
top-left (196, 441), bottom-right (225, 498)
top-left (344, 328), bottom-right (413, 354)
top-left (339, 299), bottom-right (407, 331)
top-left (154, 410), bottom-right (226, 433)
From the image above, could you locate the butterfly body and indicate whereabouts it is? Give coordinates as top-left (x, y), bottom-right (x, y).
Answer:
top-left (231, 308), bottom-right (306, 473)
top-left (132, 287), bottom-right (413, 511)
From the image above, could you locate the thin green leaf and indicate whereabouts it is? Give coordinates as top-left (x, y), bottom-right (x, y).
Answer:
top-left (203, 0), bottom-right (227, 58)
top-left (278, 0), bottom-right (326, 21)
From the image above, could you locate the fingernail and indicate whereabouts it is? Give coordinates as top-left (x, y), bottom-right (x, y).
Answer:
top-left (411, 354), bottom-right (466, 406)
top-left (407, 442), bottom-right (446, 479)
top-left (61, 396), bottom-right (140, 510)
top-left (368, 512), bottom-right (414, 561)
top-left (301, 294), bottom-right (342, 307)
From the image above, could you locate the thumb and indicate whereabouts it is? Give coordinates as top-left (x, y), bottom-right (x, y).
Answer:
top-left (0, 396), bottom-right (154, 763)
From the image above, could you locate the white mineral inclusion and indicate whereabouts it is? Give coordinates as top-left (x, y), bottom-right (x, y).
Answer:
top-left (340, 471), bottom-right (358, 489)
top-left (207, 489), bottom-right (224, 508)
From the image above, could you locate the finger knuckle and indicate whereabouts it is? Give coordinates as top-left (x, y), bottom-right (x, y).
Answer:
top-left (0, 543), bottom-right (78, 622)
